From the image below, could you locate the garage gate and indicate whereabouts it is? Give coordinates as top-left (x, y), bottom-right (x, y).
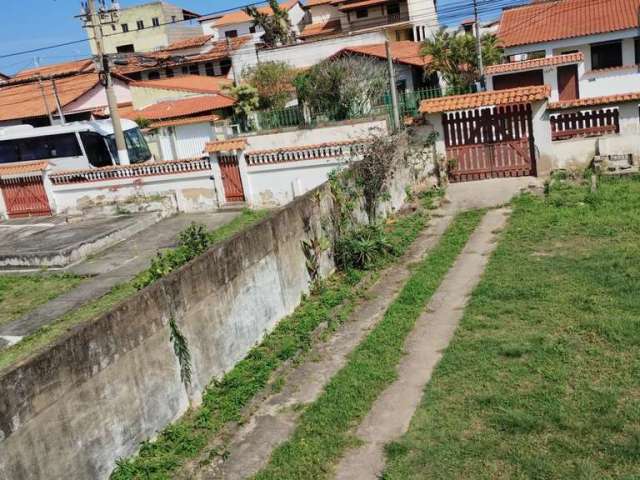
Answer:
top-left (443, 103), bottom-right (536, 183)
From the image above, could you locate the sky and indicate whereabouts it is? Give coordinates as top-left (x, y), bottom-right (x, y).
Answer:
top-left (0, 0), bottom-right (502, 75)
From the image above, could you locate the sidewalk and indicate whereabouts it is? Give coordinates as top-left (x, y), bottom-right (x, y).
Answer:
top-left (0, 212), bottom-right (239, 349)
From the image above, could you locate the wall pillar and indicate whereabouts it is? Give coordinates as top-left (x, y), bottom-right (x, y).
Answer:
top-left (42, 168), bottom-right (58, 215)
top-left (236, 149), bottom-right (253, 207)
top-left (209, 152), bottom-right (226, 207)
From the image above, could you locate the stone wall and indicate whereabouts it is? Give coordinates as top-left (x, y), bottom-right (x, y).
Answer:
top-left (0, 143), bottom-right (427, 480)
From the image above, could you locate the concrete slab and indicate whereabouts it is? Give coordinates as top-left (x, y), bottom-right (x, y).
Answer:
top-left (445, 176), bottom-right (542, 211)
top-left (0, 211), bottom-right (239, 341)
top-left (0, 214), bottom-right (163, 269)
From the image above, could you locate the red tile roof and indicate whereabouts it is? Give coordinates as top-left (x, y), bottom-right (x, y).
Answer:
top-left (131, 75), bottom-right (232, 94)
top-left (0, 73), bottom-right (100, 122)
top-left (305, 0), bottom-right (333, 6)
top-left (486, 52), bottom-right (584, 75)
top-left (115, 36), bottom-right (250, 75)
top-left (299, 20), bottom-right (342, 38)
top-left (498, 0), bottom-right (640, 48)
top-left (0, 160), bottom-right (49, 177)
top-left (213, 0), bottom-right (298, 26)
top-left (13, 59), bottom-right (95, 80)
top-left (335, 41), bottom-right (430, 67)
top-left (131, 95), bottom-right (235, 121)
top-left (420, 85), bottom-right (551, 113)
top-left (336, 0), bottom-right (388, 11)
top-left (150, 114), bottom-right (221, 128)
top-left (163, 34), bottom-right (214, 51)
top-left (548, 91), bottom-right (640, 110)
top-left (205, 138), bottom-right (247, 152)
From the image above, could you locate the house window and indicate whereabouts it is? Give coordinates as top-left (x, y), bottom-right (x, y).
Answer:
top-left (249, 26), bottom-right (256, 33)
top-left (635, 38), bottom-right (640, 65)
top-left (137, 20), bottom-right (144, 30)
top-left (165, 68), bottom-right (175, 77)
top-left (220, 59), bottom-right (232, 75)
top-left (152, 17), bottom-right (160, 27)
top-left (189, 64), bottom-right (200, 75)
top-left (387, 3), bottom-right (400, 15)
top-left (205, 62), bottom-right (215, 76)
top-left (182, 66), bottom-right (189, 74)
top-left (225, 30), bottom-right (238, 38)
top-left (171, 15), bottom-right (177, 23)
top-left (147, 71), bottom-right (160, 80)
top-left (121, 23), bottom-right (129, 32)
top-left (591, 41), bottom-right (622, 70)
top-left (116, 44), bottom-right (135, 53)
top-left (356, 8), bottom-right (368, 18)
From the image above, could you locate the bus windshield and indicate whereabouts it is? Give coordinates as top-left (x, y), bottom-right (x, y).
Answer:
top-left (106, 128), bottom-right (152, 164)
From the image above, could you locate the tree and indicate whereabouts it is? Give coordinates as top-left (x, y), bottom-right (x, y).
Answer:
top-left (295, 55), bottom-right (388, 120)
top-left (226, 84), bottom-right (260, 130)
top-left (420, 29), bottom-right (503, 92)
top-left (245, 0), bottom-right (294, 47)
top-left (243, 61), bottom-right (296, 110)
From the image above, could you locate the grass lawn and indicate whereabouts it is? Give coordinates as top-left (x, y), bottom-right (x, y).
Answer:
top-left (383, 176), bottom-right (640, 479)
top-left (253, 209), bottom-right (484, 480)
top-left (0, 274), bottom-right (82, 328)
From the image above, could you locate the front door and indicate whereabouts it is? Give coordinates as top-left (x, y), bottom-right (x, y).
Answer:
top-left (557, 64), bottom-right (579, 101)
top-left (218, 155), bottom-right (245, 202)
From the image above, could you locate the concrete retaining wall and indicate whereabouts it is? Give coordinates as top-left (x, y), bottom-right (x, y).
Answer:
top-left (0, 148), bottom-right (423, 480)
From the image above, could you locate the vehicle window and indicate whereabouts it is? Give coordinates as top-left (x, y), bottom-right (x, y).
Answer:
top-left (0, 141), bottom-right (20, 163)
top-left (80, 132), bottom-right (113, 168)
top-left (107, 129), bottom-right (151, 164)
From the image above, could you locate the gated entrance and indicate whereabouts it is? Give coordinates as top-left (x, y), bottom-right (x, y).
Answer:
top-left (218, 154), bottom-right (245, 202)
top-left (0, 175), bottom-right (51, 218)
top-left (443, 103), bottom-right (536, 183)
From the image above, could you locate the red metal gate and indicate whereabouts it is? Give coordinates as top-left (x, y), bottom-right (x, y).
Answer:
top-left (443, 103), bottom-right (536, 183)
top-left (0, 175), bottom-right (51, 218)
top-left (219, 154), bottom-right (245, 202)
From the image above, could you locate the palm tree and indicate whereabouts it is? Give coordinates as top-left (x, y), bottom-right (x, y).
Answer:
top-left (421, 28), bottom-right (503, 93)
top-left (245, 0), bottom-right (294, 47)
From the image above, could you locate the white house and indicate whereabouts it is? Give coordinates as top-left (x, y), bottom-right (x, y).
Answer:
top-left (199, 0), bottom-right (307, 43)
top-left (486, 0), bottom-right (640, 103)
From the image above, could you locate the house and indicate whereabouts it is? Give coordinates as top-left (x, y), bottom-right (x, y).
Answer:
top-left (113, 35), bottom-right (250, 81)
top-left (122, 76), bottom-right (236, 161)
top-left (301, 0), bottom-right (439, 42)
top-left (199, 0), bottom-right (307, 43)
top-left (486, 0), bottom-right (640, 103)
top-left (0, 60), bottom-right (131, 127)
top-left (450, 18), bottom-right (499, 37)
top-left (84, 1), bottom-right (202, 54)
top-left (331, 41), bottom-right (438, 92)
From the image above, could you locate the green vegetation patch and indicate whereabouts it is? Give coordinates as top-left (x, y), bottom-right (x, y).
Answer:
top-left (0, 209), bottom-right (269, 373)
top-left (0, 273), bottom-right (82, 328)
top-left (253, 209), bottom-right (484, 480)
top-left (110, 194), bottom-right (437, 479)
top-left (383, 176), bottom-right (640, 480)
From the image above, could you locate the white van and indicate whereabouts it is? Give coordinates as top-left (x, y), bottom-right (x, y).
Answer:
top-left (0, 119), bottom-right (152, 171)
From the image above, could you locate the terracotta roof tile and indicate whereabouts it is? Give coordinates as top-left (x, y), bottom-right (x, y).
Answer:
top-left (336, 0), bottom-right (388, 11)
top-left (498, 0), bottom-right (640, 48)
top-left (305, 0), bottom-right (333, 6)
top-left (205, 138), bottom-right (247, 152)
top-left (13, 59), bottom-right (95, 80)
top-left (0, 160), bottom-right (49, 177)
top-left (420, 85), bottom-right (551, 114)
top-left (163, 34), bottom-right (214, 51)
top-left (299, 20), bottom-right (342, 38)
top-left (150, 114), bottom-right (221, 128)
top-left (0, 73), bottom-right (100, 122)
top-left (213, 0), bottom-right (298, 26)
top-left (92, 102), bottom-right (135, 119)
top-left (548, 91), bottom-right (640, 110)
top-left (131, 75), bottom-right (232, 94)
top-left (335, 41), bottom-right (430, 67)
top-left (486, 52), bottom-right (584, 75)
top-left (132, 94), bottom-right (235, 121)
top-left (115, 36), bottom-right (250, 75)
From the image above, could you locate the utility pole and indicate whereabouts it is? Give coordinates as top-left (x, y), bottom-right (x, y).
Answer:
top-left (82, 0), bottom-right (130, 164)
top-left (385, 40), bottom-right (401, 131)
top-left (473, 0), bottom-right (485, 91)
top-left (37, 76), bottom-right (54, 125)
top-left (51, 78), bottom-right (67, 125)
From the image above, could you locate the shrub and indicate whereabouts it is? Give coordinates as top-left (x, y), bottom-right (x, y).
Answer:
top-left (334, 224), bottom-right (395, 271)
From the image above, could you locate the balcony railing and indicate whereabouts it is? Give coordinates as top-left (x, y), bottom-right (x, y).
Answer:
top-left (348, 13), bottom-right (410, 29)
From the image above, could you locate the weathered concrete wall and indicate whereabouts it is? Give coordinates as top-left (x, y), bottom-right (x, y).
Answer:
top-left (0, 150), bottom-right (424, 480)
